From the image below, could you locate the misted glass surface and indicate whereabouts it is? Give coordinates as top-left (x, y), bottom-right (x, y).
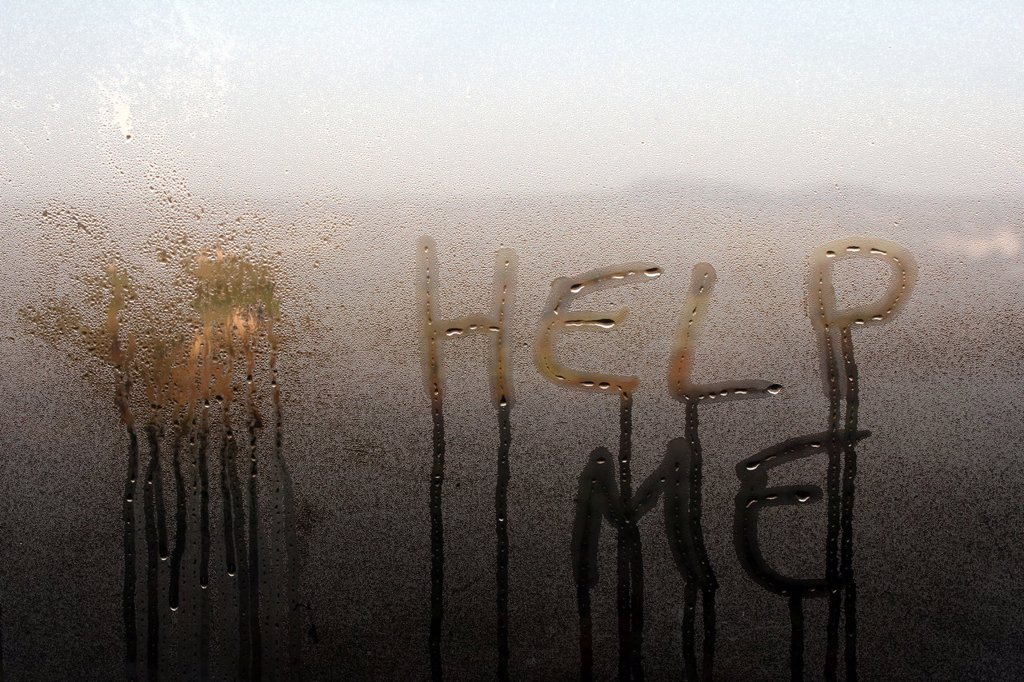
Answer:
top-left (1, 3), bottom-right (1022, 680)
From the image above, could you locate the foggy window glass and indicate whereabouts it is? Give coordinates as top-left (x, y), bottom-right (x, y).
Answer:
top-left (1, 2), bottom-right (1022, 680)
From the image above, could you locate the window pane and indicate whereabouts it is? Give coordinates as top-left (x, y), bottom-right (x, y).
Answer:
top-left (1, 3), bottom-right (1021, 679)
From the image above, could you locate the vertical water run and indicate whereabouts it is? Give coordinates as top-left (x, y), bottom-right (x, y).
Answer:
top-left (104, 267), bottom-right (140, 681)
top-left (169, 344), bottom-right (201, 619)
top-left (495, 400), bottom-right (511, 682)
top-left (420, 237), bottom-right (445, 682)
top-left (217, 354), bottom-right (253, 681)
top-left (268, 320), bottom-right (300, 675)
top-left (687, 404), bottom-right (717, 682)
top-left (219, 408), bottom-right (238, 578)
top-left (812, 245), bottom-right (855, 681)
top-left (617, 390), bottom-right (645, 682)
top-left (789, 594), bottom-right (804, 681)
top-left (729, 240), bottom-right (908, 682)
top-left (143, 425), bottom-right (162, 677)
top-left (197, 401), bottom-right (211, 680)
top-left (228, 417), bottom-right (254, 681)
top-left (418, 236), bottom-right (516, 681)
top-left (680, 404), bottom-right (715, 682)
top-left (151, 429), bottom-right (168, 566)
top-left (122, 421), bottom-right (140, 681)
top-left (199, 339), bottom-right (212, 592)
top-left (188, 410), bottom-right (202, 678)
top-left (246, 340), bottom-right (264, 680)
top-left (168, 416), bottom-right (189, 612)
top-left (814, 241), bottom-right (913, 680)
top-left (22, 248), bottom-right (289, 680)
top-left (667, 262), bottom-right (779, 681)
top-left (536, 261), bottom-right (662, 680)
top-left (787, 237), bottom-right (914, 680)
top-left (819, 258), bottom-right (844, 681)
top-left (572, 446), bottom-right (632, 682)
top-left (428, 384), bottom-right (445, 682)
top-left (493, 251), bottom-right (514, 682)
top-left (573, 450), bottom-right (597, 682)
top-left (839, 327), bottom-right (859, 680)
top-left (615, 395), bottom-right (633, 682)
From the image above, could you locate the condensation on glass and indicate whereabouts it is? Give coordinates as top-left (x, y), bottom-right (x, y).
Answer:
top-left (0, 3), bottom-right (1022, 681)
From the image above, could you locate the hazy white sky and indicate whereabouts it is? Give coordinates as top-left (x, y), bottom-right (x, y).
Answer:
top-left (1, 0), bottom-right (1021, 197)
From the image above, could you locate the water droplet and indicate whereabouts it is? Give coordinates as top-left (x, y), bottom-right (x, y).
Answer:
top-left (767, 384), bottom-right (783, 395)
top-left (564, 318), bottom-right (616, 329)
top-left (644, 267), bottom-right (662, 278)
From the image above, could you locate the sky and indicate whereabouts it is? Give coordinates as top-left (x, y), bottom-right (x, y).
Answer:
top-left (1, 0), bottom-right (1022, 198)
